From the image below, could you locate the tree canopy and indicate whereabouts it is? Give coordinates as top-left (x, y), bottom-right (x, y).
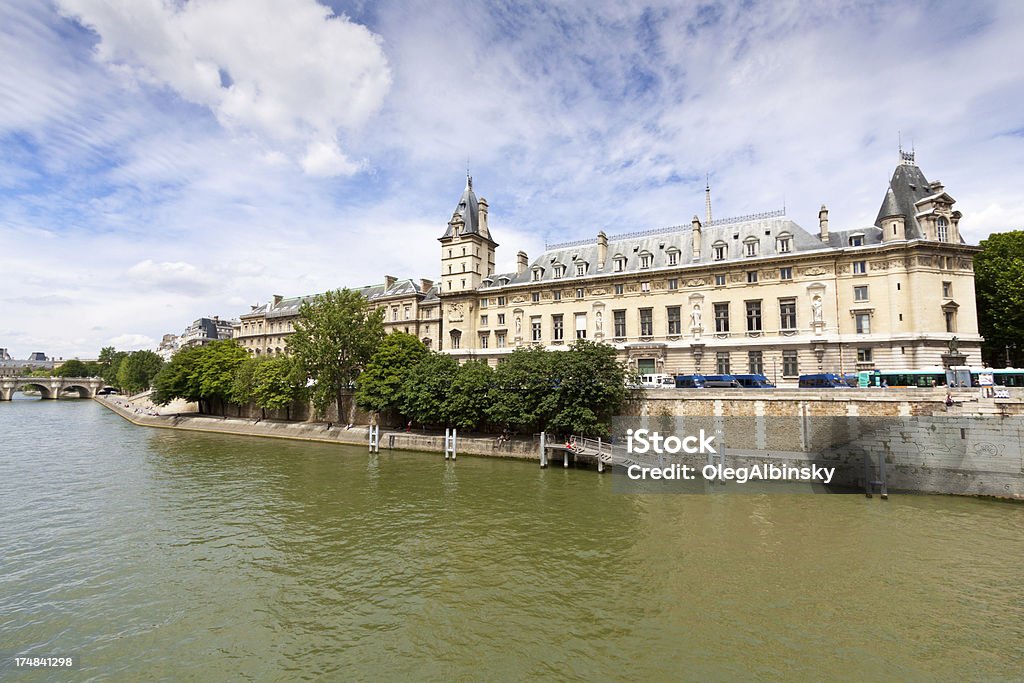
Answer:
top-left (151, 341), bottom-right (247, 411)
top-left (975, 230), bottom-right (1024, 367)
top-left (355, 332), bottom-right (429, 415)
top-left (116, 350), bottom-right (164, 395)
top-left (398, 351), bottom-right (460, 426)
top-left (288, 289), bottom-right (385, 418)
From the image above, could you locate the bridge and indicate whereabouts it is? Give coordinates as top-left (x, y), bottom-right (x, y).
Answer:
top-left (0, 376), bottom-right (107, 400)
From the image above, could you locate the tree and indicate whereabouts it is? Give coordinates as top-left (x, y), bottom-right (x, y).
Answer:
top-left (355, 332), bottom-right (428, 415)
top-left (251, 356), bottom-right (306, 419)
top-left (399, 352), bottom-right (459, 426)
top-left (191, 340), bottom-right (249, 413)
top-left (152, 345), bottom-right (204, 406)
top-left (98, 346), bottom-right (128, 387)
top-left (116, 350), bottom-right (164, 395)
top-left (55, 359), bottom-right (90, 377)
top-left (975, 231), bottom-right (1024, 367)
top-left (445, 360), bottom-right (494, 430)
top-left (288, 289), bottom-right (385, 418)
top-left (487, 346), bottom-right (559, 433)
top-left (230, 357), bottom-right (259, 407)
top-left (547, 340), bottom-right (632, 436)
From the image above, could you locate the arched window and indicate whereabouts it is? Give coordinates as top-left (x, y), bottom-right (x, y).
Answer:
top-left (666, 247), bottom-right (680, 266)
top-left (638, 251), bottom-right (653, 269)
top-left (712, 241), bottom-right (728, 261)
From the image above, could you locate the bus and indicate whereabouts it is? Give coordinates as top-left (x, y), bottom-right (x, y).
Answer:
top-left (733, 374), bottom-right (775, 388)
top-left (798, 373), bottom-right (849, 388)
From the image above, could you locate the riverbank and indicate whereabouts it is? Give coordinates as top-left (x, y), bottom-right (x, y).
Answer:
top-left (96, 395), bottom-right (540, 460)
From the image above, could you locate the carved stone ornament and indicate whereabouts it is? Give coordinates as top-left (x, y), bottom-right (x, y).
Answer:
top-left (591, 288), bottom-right (607, 296)
top-left (511, 295), bottom-right (526, 304)
top-left (686, 278), bottom-right (706, 287)
top-left (803, 265), bottom-right (829, 276)
top-left (448, 302), bottom-right (464, 322)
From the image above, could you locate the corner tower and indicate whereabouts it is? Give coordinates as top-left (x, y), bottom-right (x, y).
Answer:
top-left (438, 176), bottom-right (498, 293)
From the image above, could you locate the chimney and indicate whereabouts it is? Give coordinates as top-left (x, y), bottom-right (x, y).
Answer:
top-left (384, 275), bottom-right (397, 290)
top-left (597, 231), bottom-right (608, 269)
top-left (691, 215), bottom-right (702, 261)
top-left (517, 250), bottom-right (529, 274)
top-left (929, 180), bottom-right (944, 194)
top-left (212, 315), bottom-right (219, 322)
top-left (272, 294), bottom-right (283, 306)
top-left (818, 205), bottom-right (829, 243)
top-left (478, 196), bottom-right (489, 238)
top-left (420, 278), bottom-right (434, 294)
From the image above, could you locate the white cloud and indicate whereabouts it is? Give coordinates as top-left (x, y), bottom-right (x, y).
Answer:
top-left (55, 0), bottom-right (391, 176)
top-left (126, 259), bottom-right (214, 296)
top-left (107, 333), bottom-right (157, 350)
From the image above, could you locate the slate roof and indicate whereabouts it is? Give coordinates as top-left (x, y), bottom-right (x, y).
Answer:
top-left (439, 177), bottom-right (484, 240)
top-left (240, 278), bottom-right (435, 320)
top-left (874, 162), bottom-right (934, 239)
top-left (481, 211), bottom-right (844, 288)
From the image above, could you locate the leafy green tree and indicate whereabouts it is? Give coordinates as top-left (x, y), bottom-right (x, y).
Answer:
top-left (355, 332), bottom-right (428, 415)
top-left (487, 346), bottom-right (559, 433)
top-left (55, 359), bottom-right (89, 377)
top-left (445, 360), bottom-right (494, 431)
top-left (399, 352), bottom-right (459, 426)
top-left (252, 356), bottom-right (307, 419)
top-left (230, 357), bottom-right (259, 406)
top-left (975, 231), bottom-right (1024, 367)
top-left (98, 346), bottom-right (128, 387)
top-left (152, 346), bottom-right (204, 406)
top-left (116, 350), bottom-right (165, 395)
top-left (547, 340), bottom-right (631, 436)
top-left (192, 340), bottom-right (250, 413)
top-left (288, 289), bottom-right (385, 418)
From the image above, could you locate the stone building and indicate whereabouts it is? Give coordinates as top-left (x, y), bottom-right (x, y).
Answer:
top-left (235, 277), bottom-right (441, 356)
top-left (179, 316), bottom-right (235, 349)
top-left (436, 152), bottom-right (982, 383)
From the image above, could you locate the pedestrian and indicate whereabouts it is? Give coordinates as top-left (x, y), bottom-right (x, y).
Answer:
top-left (945, 392), bottom-right (954, 407)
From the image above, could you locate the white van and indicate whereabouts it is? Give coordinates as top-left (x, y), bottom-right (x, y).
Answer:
top-left (640, 373), bottom-right (676, 389)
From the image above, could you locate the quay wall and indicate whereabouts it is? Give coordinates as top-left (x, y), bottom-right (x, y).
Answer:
top-left (96, 390), bottom-right (1024, 499)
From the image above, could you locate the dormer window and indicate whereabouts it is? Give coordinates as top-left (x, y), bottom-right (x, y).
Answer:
top-left (613, 255), bottom-right (626, 272)
top-left (937, 217), bottom-right (949, 242)
top-left (776, 234), bottom-right (792, 253)
top-left (849, 234), bottom-right (864, 247)
top-left (553, 264), bottom-right (565, 279)
top-left (744, 238), bottom-right (759, 257)
top-left (667, 248), bottom-right (680, 266)
top-left (713, 242), bottom-right (728, 261)
top-left (576, 262), bottom-right (587, 276)
top-left (639, 252), bottom-right (652, 269)
top-left (532, 267), bottom-right (543, 281)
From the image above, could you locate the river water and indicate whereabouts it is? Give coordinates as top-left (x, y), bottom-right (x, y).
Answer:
top-left (1, 398), bottom-right (1022, 681)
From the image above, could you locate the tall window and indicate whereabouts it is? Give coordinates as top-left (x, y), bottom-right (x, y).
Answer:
top-left (745, 240), bottom-right (759, 257)
top-left (497, 313), bottom-right (505, 326)
top-left (576, 263), bottom-right (586, 276)
top-left (551, 314), bottom-right (564, 342)
top-left (777, 237), bottom-right (792, 253)
top-left (747, 271), bottom-right (758, 284)
top-left (614, 257), bottom-right (626, 272)
top-left (945, 309), bottom-right (956, 332)
top-left (480, 298), bottom-right (489, 308)
top-left (496, 332), bottom-right (506, 348)
top-left (531, 317), bottom-right (542, 342)
top-left (713, 243), bottom-right (727, 261)
top-left (854, 285), bottom-right (868, 301)
top-left (714, 303), bottom-right (730, 333)
top-left (746, 301), bottom-right (762, 332)
top-left (575, 313), bottom-right (587, 339)
top-left (553, 264), bottom-right (565, 279)
top-left (614, 310), bottom-right (626, 337)
top-left (715, 274), bottom-right (726, 286)
top-left (667, 306), bottom-right (681, 335)
top-left (780, 267), bottom-right (792, 281)
top-left (668, 250), bottom-right (679, 265)
top-left (640, 253), bottom-right (652, 268)
top-left (576, 288), bottom-right (585, 299)
top-left (668, 278), bottom-right (678, 290)
top-left (853, 261), bottom-right (867, 274)
top-left (639, 308), bottom-right (653, 336)
top-left (782, 351), bottom-right (798, 377)
top-left (716, 352), bottom-right (730, 374)
top-left (479, 333), bottom-right (489, 348)
top-left (937, 217), bottom-right (949, 242)
top-left (480, 315), bottom-right (489, 327)
top-left (942, 281), bottom-right (952, 298)
top-left (497, 296), bottom-right (506, 306)
top-left (532, 292), bottom-right (540, 303)
top-left (748, 351), bottom-right (764, 374)
top-left (614, 284), bottom-right (624, 295)
top-left (450, 331), bottom-right (461, 349)
top-left (779, 299), bottom-right (797, 329)
top-left (856, 313), bottom-right (871, 334)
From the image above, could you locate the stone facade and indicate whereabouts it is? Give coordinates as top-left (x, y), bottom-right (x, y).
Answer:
top-left (235, 277), bottom-right (442, 356)
top-left (437, 154), bottom-right (982, 384)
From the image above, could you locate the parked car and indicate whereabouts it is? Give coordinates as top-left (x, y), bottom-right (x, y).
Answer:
top-left (640, 373), bottom-right (676, 389)
top-left (674, 374), bottom-right (706, 388)
top-left (703, 374), bottom-right (742, 388)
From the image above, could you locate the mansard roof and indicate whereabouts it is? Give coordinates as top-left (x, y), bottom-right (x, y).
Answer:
top-left (439, 177), bottom-right (480, 240)
top-left (240, 278), bottom-right (432, 319)
top-left (483, 210), bottom-right (846, 288)
top-left (874, 161), bottom-right (934, 239)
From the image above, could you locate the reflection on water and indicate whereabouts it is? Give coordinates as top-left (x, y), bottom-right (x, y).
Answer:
top-left (1, 399), bottom-right (1022, 681)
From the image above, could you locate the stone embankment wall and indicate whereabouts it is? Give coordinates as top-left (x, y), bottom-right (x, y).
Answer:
top-left (97, 396), bottom-right (538, 459)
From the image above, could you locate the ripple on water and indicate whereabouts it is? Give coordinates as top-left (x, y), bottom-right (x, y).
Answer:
top-left (1, 400), bottom-right (1022, 681)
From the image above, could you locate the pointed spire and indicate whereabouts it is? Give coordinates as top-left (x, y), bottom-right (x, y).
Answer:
top-left (704, 174), bottom-right (713, 224)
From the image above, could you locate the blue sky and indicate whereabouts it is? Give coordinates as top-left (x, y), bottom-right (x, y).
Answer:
top-left (2, 0), bottom-right (1023, 359)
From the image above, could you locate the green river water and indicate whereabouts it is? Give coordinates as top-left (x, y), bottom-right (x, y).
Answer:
top-left (1, 398), bottom-right (1022, 681)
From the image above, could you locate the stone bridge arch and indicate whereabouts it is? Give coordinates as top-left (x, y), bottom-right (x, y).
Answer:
top-left (0, 377), bottom-right (104, 400)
